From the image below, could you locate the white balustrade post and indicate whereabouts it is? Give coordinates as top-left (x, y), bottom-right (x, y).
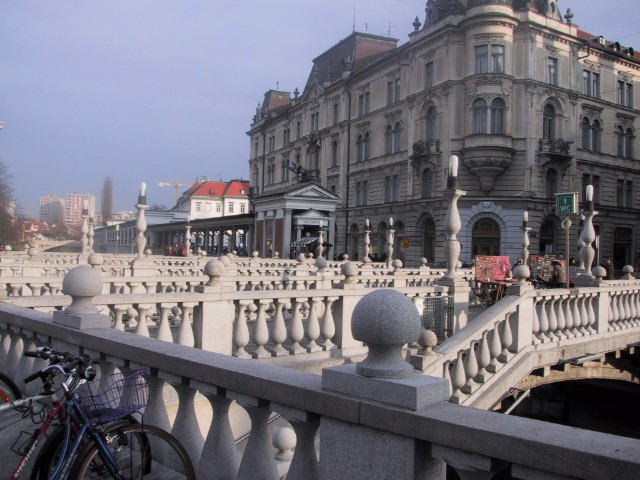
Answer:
top-left (443, 156), bottom-right (464, 279)
top-left (576, 185), bottom-right (598, 285)
top-left (80, 210), bottom-right (89, 255)
top-left (185, 217), bottom-right (192, 256)
top-left (283, 413), bottom-right (320, 480)
top-left (53, 266), bottom-right (111, 331)
top-left (88, 219), bottom-right (95, 253)
top-left (387, 217), bottom-right (395, 268)
top-left (522, 211), bottom-right (530, 266)
top-left (135, 182), bottom-right (148, 261)
top-left (321, 289), bottom-right (449, 479)
top-left (169, 380), bottom-right (205, 469)
top-left (363, 218), bottom-right (371, 264)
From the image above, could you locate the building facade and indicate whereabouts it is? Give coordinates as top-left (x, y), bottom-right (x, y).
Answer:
top-left (172, 178), bottom-right (250, 221)
top-left (64, 193), bottom-right (96, 226)
top-left (39, 194), bottom-right (65, 224)
top-left (247, 0), bottom-right (640, 269)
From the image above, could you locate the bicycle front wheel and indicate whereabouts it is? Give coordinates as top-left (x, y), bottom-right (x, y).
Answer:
top-left (70, 424), bottom-right (196, 480)
top-left (0, 371), bottom-right (21, 403)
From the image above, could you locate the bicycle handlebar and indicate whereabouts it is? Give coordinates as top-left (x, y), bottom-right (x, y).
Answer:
top-left (22, 348), bottom-right (96, 391)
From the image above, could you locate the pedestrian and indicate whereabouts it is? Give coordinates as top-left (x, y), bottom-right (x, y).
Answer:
top-left (550, 260), bottom-right (567, 288)
top-left (604, 257), bottom-right (614, 280)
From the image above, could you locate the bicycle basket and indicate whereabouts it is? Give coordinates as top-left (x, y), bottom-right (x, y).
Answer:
top-left (76, 368), bottom-right (149, 424)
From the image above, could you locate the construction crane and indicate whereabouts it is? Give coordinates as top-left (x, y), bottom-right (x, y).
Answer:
top-left (158, 180), bottom-right (189, 203)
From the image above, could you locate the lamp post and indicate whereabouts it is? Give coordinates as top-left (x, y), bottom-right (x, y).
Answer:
top-left (522, 210), bottom-right (530, 265)
top-left (579, 184), bottom-right (597, 276)
top-left (387, 217), bottom-right (395, 268)
top-left (115, 224), bottom-right (120, 255)
top-left (443, 155), bottom-right (464, 279)
top-left (80, 200), bottom-right (89, 254)
top-left (135, 182), bottom-right (148, 260)
top-left (88, 218), bottom-right (95, 253)
top-left (185, 215), bottom-right (192, 256)
top-left (576, 214), bottom-right (585, 270)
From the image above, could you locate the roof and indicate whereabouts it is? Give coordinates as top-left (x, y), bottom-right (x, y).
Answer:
top-left (181, 180), bottom-right (250, 199)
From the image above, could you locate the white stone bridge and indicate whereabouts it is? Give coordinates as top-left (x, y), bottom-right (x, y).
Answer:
top-left (0, 250), bottom-right (639, 479)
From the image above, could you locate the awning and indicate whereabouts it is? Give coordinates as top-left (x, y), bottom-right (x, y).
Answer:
top-left (290, 236), bottom-right (318, 247)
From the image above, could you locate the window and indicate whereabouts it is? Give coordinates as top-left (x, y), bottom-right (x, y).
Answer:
top-left (490, 98), bottom-right (505, 134)
top-left (475, 45), bottom-right (488, 74)
top-left (581, 117), bottom-right (592, 150)
top-left (426, 107), bottom-right (437, 140)
top-left (582, 70), bottom-right (600, 98)
top-left (491, 45), bottom-right (505, 73)
top-left (543, 104), bottom-right (556, 140)
top-left (216, 204), bottom-right (221, 213)
top-left (310, 112), bottom-right (319, 133)
top-left (333, 103), bottom-right (339, 124)
top-left (392, 122), bottom-right (402, 153)
top-left (425, 61), bottom-right (434, 89)
top-left (281, 160), bottom-right (289, 181)
top-left (296, 120), bottom-right (301, 139)
top-left (283, 128), bottom-right (290, 145)
top-left (357, 133), bottom-right (370, 162)
top-left (385, 125), bottom-right (393, 154)
top-left (358, 92), bottom-right (370, 116)
top-left (228, 202), bottom-right (234, 213)
top-left (331, 140), bottom-right (339, 166)
top-left (548, 57), bottom-right (558, 85)
top-left (618, 80), bottom-right (634, 107)
top-left (617, 179), bottom-right (633, 208)
top-left (421, 168), bottom-right (433, 198)
top-left (546, 169), bottom-right (557, 198)
top-left (592, 120), bottom-right (602, 152)
top-left (253, 141), bottom-right (259, 158)
top-left (387, 78), bottom-right (401, 105)
top-left (582, 174), bottom-right (601, 204)
top-left (618, 126), bottom-right (635, 158)
top-left (195, 202), bottom-right (202, 212)
top-left (473, 98), bottom-right (488, 134)
top-left (384, 175), bottom-right (400, 202)
top-left (240, 203), bottom-right (246, 213)
top-left (356, 181), bottom-right (368, 206)
top-left (268, 134), bottom-right (275, 153)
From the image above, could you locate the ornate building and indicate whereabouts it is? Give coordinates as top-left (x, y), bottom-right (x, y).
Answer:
top-left (248, 0), bottom-right (639, 268)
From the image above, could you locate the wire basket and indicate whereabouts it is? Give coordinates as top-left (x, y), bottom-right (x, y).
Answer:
top-left (76, 368), bottom-right (149, 424)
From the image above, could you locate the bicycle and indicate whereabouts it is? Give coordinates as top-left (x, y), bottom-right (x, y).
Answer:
top-left (2, 347), bottom-right (195, 479)
top-left (0, 370), bottom-right (21, 403)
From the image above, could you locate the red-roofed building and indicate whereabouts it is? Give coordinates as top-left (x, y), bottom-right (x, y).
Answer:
top-left (172, 178), bottom-right (250, 220)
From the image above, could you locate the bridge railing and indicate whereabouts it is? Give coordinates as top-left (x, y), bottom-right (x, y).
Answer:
top-left (1, 292), bottom-right (638, 479)
top-left (414, 279), bottom-right (640, 407)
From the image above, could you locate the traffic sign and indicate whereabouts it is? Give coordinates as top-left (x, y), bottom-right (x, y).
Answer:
top-left (555, 192), bottom-right (578, 215)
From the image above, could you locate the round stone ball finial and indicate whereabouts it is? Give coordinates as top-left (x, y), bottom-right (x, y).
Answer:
top-left (203, 259), bottom-right (226, 285)
top-left (352, 289), bottom-right (421, 379)
top-left (593, 265), bottom-right (606, 280)
top-left (62, 266), bottom-right (103, 315)
top-left (218, 255), bottom-right (231, 267)
top-left (622, 265), bottom-right (634, 280)
top-left (341, 261), bottom-right (358, 283)
top-left (513, 265), bottom-right (530, 286)
top-left (144, 248), bottom-right (152, 257)
top-left (418, 328), bottom-right (438, 355)
top-left (27, 246), bottom-right (39, 259)
top-left (297, 253), bottom-right (306, 263)
top-left (315, 256), bottom-right (327, 271)
top-left (87, 253), bottom-right (104, 269)
top-left (4, 245), bottom-right (11, 252)
top-left (392, 258), bottom-right (403, 270)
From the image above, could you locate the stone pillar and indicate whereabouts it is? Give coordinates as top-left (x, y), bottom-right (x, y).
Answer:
top-left (283, 209), bottom-right (292, 258)
top-left (135, 183), bottom-right (148, 261)
top-left (321, 289), bottom-right (448, 480)
top-left (185, 219), bottom-right (192, 256)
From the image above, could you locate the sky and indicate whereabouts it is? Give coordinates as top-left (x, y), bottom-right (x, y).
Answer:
top-left (2, 1), bottom-right (640, 218)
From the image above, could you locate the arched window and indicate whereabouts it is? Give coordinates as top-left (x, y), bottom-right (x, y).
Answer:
top-left (581, 117), bottom-right (591, 150)
top-left (539, 220), bottom-right (556, 254)
top-left (364, 132), bottom-right (371, 160)
top-left (421, 168), bottom-right (433, 198)
top-left (546, 169), bottom-right (557, 198)
top-left (422, 218), bottom-right (436, 262)
top-left (490, 98), bottom-right (505, 134)
top-left (626, 127), bottom-right (634, 159)
top-left (471, 218), bottom-right (501, 257)
top-left (592, 120), bottom-right (601, 152)
top-left (392, 122), bottom-right (402, 153)
top-left (617, 126), bottom-right (625, 157)
top-left (473, 98), bottom-right (487, 134)
top-left (385, 125), bottom-right (393, 154)
top-left (356, 134), bottom-right (365, 162)
top-left (543, 104), bottom-right (556, 140)
top-left (426, 107), bottom-right (437, 140)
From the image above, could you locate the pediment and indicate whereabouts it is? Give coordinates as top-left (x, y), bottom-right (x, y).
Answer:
top-left (284, 184), bottom-right (340, 201)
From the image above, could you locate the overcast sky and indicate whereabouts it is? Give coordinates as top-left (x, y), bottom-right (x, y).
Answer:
top-left (2, 1), bottom-right (639, 218)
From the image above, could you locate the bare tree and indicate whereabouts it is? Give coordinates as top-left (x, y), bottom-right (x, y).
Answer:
top-left (101, 176), bottom-right (113, 224)
top-left (0, 158), bottom-right (18, 244)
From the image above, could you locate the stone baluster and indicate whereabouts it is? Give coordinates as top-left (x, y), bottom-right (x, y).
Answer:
top-left (135, 304), bottom-right (152, 337)
top-left (143, 375), bottom-right (172, 433)
top-left (287, 298), bottom-right (306, 354)
top-left (443, 156), bottom-right (464, 279)
top-left (283, 413), bottom-right (320, 480)
top-left (580, 296), bottom-right (592, 333)
top-left (450, 350), bottom-right (467, 403)
top-left (177, 303), bottom-right (195, 347)
top-left (320, 296), bottom-right (337, 351)
top-left (234, 300), bottom-right (252, 358)
top-left (387, 218), bottom-right (395, 268)
top-left (462, 341), bottom-right (478, 394)
top-left (578, 187), bottom-right (597, 279)
top-left (0, 328), bottom-right (10, 366)
top-left (170, 381), bottom-right (205, 469)
top-left (531, 299), bottom-right (541, 344)
top-left (571, 297), bottom-right (583, 335)
top-left (608, 297), bottom-right (615, 329)
top-left (629, 292), bottom-right (638, 325)
top-left (537, 298), bottom-right (549, 341)
top-left (305, 297), bottom-right (322, 353)
top-left (632, 292), bottom-right (640, 326)
top-left (88, 221), bottom-right (95, 253)
top-left (135, 183), bottom-right (148, 261)
top-left (252, 299), bottom-right (271, 358)
top-left (434, 445), bottom-right (508, 480)
top-left (363, 219), bottom-right (371, 264)
top-left (474, 331), bottom-right (491, 383)
top-left (547, 298), bottom-right (559, 339)
top-left (610, 294), bottom-right (620, 330)
top-left (498, 315), bottom-right (513, 363)
top-left (15, 336), bottom-right (36, 394)
top-left (195, 385), bottom-right (240, 480)
top-left (555, 297), bottom-right (567, 338)
top-left (111, 305), bottom-right (126, 330)
top-left (623, 293), bottom-right (633, 327)
top-left (486, 323), bottom-right (503, 373)
top-left (80, 210), bottom-right (90, 254)
top-left (271, 299), bottom-right (289, 356)
top-left (156, 305), bottom-right (173, 342)
top-left (235, 398), bottom-right (279, 480)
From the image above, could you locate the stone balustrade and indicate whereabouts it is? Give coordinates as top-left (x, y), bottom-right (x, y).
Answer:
top-left (1, 289), bottom-right (638, 479)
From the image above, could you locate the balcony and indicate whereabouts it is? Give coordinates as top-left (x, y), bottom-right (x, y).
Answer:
top-left (538, 138), bottom-right (574, 172)
top-left (409, 139), bottom-right (441, 170)
top-left (461, 134), bottom-right (515, 194)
